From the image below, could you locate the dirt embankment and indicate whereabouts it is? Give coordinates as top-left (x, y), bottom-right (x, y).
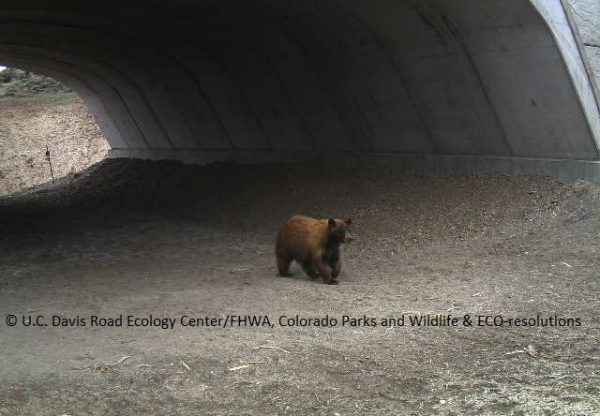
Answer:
top-left (3, 158), bottom-right (598, 240)
top-left (0, 93), bottom-right (109, 195)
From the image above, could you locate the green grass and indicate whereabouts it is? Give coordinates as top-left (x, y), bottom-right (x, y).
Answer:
top-left (0, 92), bottom-right (80, 106)
top-left (0, 67), bottom-right (72, 98)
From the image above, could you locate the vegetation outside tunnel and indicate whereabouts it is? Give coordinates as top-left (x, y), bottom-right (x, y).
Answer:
top-left (0, 66), bottom-right (71, 98)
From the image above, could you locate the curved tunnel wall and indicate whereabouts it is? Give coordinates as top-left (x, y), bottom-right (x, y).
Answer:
top-left (1, 0), bottom-right (600, 177)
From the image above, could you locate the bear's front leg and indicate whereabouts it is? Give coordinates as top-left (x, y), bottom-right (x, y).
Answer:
top-left (328, 248), bottom-right (341, 279)
top-left (331, 259), bottom-right (341, 278)
top-left (315, 262), bottom-right (337, 285)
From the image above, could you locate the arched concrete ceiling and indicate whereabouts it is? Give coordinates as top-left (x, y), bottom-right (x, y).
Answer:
top-left (1, 0), bottom-right (600, 168)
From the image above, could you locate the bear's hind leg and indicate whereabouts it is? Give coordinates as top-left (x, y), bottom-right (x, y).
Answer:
top-left (277, 254), bottom-right (292, 277)
top-left (301, 260), bottom-right (319, 279)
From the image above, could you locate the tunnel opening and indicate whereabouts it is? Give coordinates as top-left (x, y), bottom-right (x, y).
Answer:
top-left (0, 65), bottom-right (109, 195)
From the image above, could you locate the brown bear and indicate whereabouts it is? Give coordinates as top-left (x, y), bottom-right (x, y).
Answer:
top-left (276, 215), bottom-right (352, 285)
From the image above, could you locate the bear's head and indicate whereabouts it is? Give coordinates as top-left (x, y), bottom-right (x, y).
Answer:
top-left (327, 218), bottom-right (353, 244)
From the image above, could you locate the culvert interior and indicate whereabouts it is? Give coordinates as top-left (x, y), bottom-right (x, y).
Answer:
top-left (1, 0), bottom-right (600, 178)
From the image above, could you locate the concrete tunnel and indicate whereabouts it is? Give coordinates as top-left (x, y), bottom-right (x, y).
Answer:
top-left (2, 0), bottom-right (600, 180)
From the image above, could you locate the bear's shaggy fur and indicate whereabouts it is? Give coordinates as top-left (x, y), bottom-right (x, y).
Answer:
top-left (276, 215), bottom-right (352, 285)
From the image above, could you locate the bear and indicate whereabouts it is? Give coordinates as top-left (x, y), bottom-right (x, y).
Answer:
top-left (276, 215), bottom-right (352, 285)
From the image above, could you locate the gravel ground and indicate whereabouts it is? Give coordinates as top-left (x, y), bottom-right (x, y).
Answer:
top-left (0, 159), bottom-right (598, 415)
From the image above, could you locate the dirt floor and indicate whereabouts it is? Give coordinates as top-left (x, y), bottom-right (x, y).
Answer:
top-left (0, 159), bottom-right (599, 415)
top-left (0, 93), bottom-right (109, 195)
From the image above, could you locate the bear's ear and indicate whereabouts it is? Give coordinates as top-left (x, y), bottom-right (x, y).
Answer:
top-left (328, 218), bottom-right (336, 228)
top-left (345, 218), bottom-right (352, 226)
